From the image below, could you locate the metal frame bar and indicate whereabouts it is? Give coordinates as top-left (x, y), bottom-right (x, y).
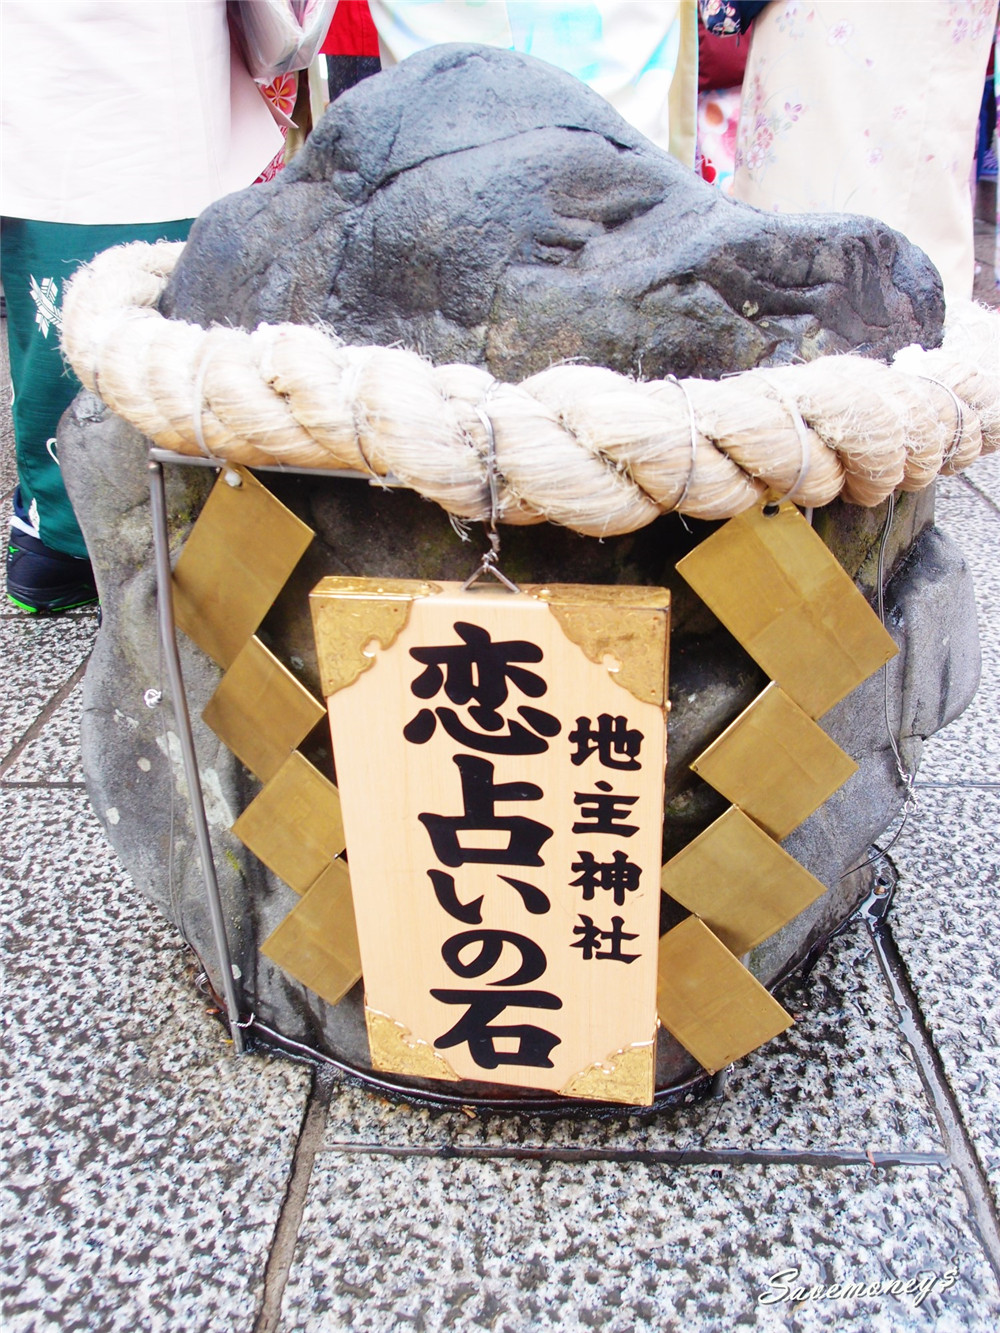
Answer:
top-left (148, 447), bottom-right (404, 486)
top-left (147, 457), bottom-right (245, 1052)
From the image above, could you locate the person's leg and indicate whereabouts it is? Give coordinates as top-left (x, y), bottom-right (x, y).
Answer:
top-left (325, 53), bottom-right (381, 102)
top-left (2, 216), bottom-right (191, 611)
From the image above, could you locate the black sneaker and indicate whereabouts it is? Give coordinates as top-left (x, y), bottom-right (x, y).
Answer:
top-left (6, 526), bottom-right (98, 613)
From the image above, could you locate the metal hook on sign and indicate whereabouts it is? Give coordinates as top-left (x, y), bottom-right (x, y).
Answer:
top-left (462, 399), bottom-right (521, 593)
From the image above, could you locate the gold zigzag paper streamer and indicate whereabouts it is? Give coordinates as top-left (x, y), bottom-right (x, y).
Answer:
top-left (690, 682), bottom-right (858, 841)
top-left (202, 635), bottom-right (326, 782)
top-left (262, 859), bottom-right (363, 1007)
top-left (231, 751), bottom-right (346, 893)
top-left (172, 465), bottom-right (314, 669)
top-left (658, 500), bottom-right (899, 1075)
top-left (659, 806), bottom-right (826, 957)
top-left (675, 501), bottom-right (897, 719)
top-left (656, 917), bottom-right (792, 1074)
top-left (171, 468), bottom-right (363, 1010)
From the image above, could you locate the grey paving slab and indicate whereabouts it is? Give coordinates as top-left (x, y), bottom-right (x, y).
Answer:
top-left (890, 787), bottom-right (1000, 1202)
top-left (3, 679), bottom-right (85, 783)
top-left (1, 787), bottom-right (312, 1333)
top-left (279, 1154), bottom-right (999, 1332)
top-left (702, 916), bottom-right (939, 1156)
top-left (0, 611), bottom-right (97, 767)
top-left (961, 452), bottom-right (1000, 513)
top-left (917, 477), bottom-right (1000, 785)
top-left (320, 917), bottom-right (941, 1157)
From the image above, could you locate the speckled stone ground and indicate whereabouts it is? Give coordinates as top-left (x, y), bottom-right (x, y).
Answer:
top-left (3, 222), bottom-right (1000, 1330)
top-left (892, 469), bottom-right (1000, 1203)
top-left (279, 1157), bottom-right (995, 1333)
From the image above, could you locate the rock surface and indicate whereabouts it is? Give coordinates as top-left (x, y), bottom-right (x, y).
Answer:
top-left (59, 43), bottom-right (976, 1104)
top-left (161, 43), bottom-right (944, 381)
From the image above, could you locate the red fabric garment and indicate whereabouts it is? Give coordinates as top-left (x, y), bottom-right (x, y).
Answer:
top-left (698, 20), bottom-right (750, 92)
top-left (321, 0), bottom-right (379, 58)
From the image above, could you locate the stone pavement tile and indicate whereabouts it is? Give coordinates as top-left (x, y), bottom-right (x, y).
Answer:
top-left (279, 1154), bottom-right (999, 1332)
top-left (700, 918), bottom-right (939, 1156)
top-left (3, 680), bottom-right (85, 783)
top-left (0, 611), bottom-right (97, 766)
top-left (890, 787), bottom-right (1000, 1201)
top-left (1, 788), bottom-right (312, 1333)
top-left (936, 474), bottom-right (1000, 599)
top-left (320, 918), bottom-right (941, 1157)
top-left (961, 452), bottom-right (1000, 512)
top-left (917, 478), bottom-right (1000, 786)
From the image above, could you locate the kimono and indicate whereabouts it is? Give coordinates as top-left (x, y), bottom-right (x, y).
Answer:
top-left (0, 0), bottom-right (280, 558)
top-left (368, 0), bottom-right (699, 164)
top-left (730, 0), bottom-right (997, 304)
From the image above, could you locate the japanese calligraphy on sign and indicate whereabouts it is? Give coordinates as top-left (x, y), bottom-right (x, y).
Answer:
top-left (310, 579), bottom-right (670, 1105)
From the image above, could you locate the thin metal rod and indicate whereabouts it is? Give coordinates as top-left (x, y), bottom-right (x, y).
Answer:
top-left (247, 1017), bottom-right (711, 1112)
top-left (147, 447), bottom-right (403, 486)
top-left (147, 459), bottom-right (245, 1052)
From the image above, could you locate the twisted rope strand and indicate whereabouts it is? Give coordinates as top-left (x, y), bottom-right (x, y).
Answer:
top-left (61, 241), bottom-right (1000, 538)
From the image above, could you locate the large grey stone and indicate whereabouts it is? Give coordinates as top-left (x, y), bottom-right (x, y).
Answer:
top-left (59, 393), bottom-right (981, 1104)
top-left (57, 42), bottom-right (978, 1106)
top-left (911, 473), bottom-right (1000, 786)
top-left (161, 43), bottom-right (943, 380)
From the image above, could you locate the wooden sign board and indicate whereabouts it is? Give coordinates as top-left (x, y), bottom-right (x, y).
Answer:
top-left (311, 578), bottom-right (670, 1105)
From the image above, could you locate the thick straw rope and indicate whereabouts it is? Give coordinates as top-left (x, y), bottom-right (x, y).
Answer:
top-left (61, 241), bottom-right (1000, 538)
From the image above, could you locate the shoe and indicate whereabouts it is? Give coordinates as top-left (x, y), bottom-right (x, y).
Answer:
top-left (6, 502), bottom-right (98, 613)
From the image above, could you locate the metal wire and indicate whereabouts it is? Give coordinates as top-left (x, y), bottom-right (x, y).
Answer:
top-left (841, 491), bottom-right (916, 881)
top-left (876, 493), bottom-right (917, 803)
top-left (667, 375), bottom-right (700, 513)
top-left (461, 402), bottom-right (521, 593)
top-left (147, 458), bottom-right (245, 1051)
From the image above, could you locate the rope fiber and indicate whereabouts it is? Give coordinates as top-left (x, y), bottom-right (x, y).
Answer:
top-left (61, 241), bottom-right (1000, 539)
